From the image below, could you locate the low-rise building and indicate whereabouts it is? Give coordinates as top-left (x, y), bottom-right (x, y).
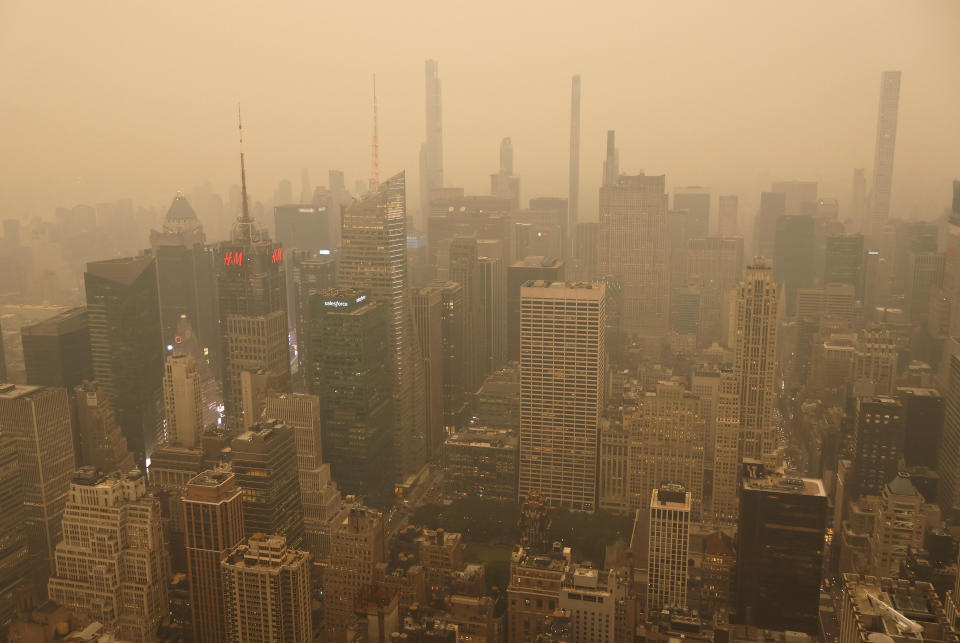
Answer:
top-left (444, 427), bottom-right (518, 500)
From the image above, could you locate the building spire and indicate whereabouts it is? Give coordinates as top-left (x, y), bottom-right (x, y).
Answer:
top-left (236, 103), bottom-right (253, 242)
top-left (370, 74), bottom-right (380, 192)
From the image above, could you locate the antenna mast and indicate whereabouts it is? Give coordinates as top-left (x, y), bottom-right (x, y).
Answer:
top-left (237, 103), bottom-right (253, 242)
top-left (370, 74), bottom-right (380, 192)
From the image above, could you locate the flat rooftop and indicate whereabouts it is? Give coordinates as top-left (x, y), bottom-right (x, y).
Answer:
top-left (743, 475), bottom-right (826, 498)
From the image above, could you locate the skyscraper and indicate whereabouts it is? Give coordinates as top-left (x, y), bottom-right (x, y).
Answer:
top-left (412, 286), bottom-right (445, 461)
top-left (718, 195), bottom-right (738, 237)
top-left (162, 353), bottom-right (204, 447)
top-left (0, 436), bottom-right (27, 634)
top-left (869, 71), bottom-right (902, 230)
top-left (753, 191), bottom-right (786, 259)
top-left (85, 255), bottom-right (164, 461)
top-left (150, 193), bottom-right (218, 369)
top-left (732, 261), bottom-right (780, 464)
top-left (851, 395), bottom-right (905, 499)
top-left (72, 380), bottom-right (134, 474)
top-left (851, 168), bottom-right (867, 229)
top-left (214, 119), bottom-right (290, 425)
top-left (598, 174), bottom-right (670, 339)
top-left (339, 172), bottom-right (427, 482)
top-left (647, 484), bottom-right (691, 611)
top-left (437, 281), bottom-right (468, 429)
top-left (824, 234), bottom-right (865, 296)
top-left (735, 473), bottom-right (826, 634)
top-left (325, 507), bottom-right (386, 638)
top-left (449, 235), bottom-right (489, 393)
top-left (0, 384), bottom-right (74, 588)
top-left (221, 534), bottom-right (311, 643)
top-left (674, 187), bottom-right (711, 239)
top-left (518, 281), bottom-right (605, 511)
top-left (309, 288), bottom-right (392, 498)
top-left (568, 74), bottom-right (581, 257)
top-left (47, 468), bottom-right (169, 643)
top-left (507, 257), bottom-right (565, 361)
top-left (20, 307), bottom-right (91, 391)
top-left (264, 392), bottom-right (342, 558)
top-left (491, 137), bottom-right (520, 208)
top-left (773, 214), bottom-right (815, 316)
top-left (420, 59), bottom-right (444, 231)
top-left (602, 130), bottom-right (618, 186)
top-left (230, 421), bottom-right (305, 547)
top-left (183, 470), bottom-right (245, 643)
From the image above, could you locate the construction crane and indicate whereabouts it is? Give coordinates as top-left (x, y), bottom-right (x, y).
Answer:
top-left (866, 592), bottom-right (924, 637)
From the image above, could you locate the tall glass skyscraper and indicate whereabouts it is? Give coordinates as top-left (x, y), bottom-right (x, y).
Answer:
top-left (338, 172), bottom-right (427, 483)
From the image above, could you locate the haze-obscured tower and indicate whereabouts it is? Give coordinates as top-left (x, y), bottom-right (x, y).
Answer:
top-left (72, 380), bottom-right (134, 474)
top-left (338, 172), bottom-right (427, 483)
top-left (518, 282), bottom-right (605, 511)
top-left (420, 59), bottom-right (444, 230)
top-left (0, 436), bottom-right (28, 633)
top-left (20, 307), bottom-right (91, 391)
top-left (602, 130), bottom-right (619, 186)
top-left (869, 71), bottom-right (901, 230)
top-left (162, 353), bottom-right (204, 447)
top-left (568, 75), bottom-right (581, 256)
top-left (718, 195), bottom-right (738, 237)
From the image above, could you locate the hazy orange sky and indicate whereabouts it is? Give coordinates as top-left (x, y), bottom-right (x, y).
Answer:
top-left (1, 0), bottom-right (958, 227)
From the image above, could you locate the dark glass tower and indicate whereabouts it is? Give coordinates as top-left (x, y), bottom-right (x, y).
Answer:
top-left (338, 172), bottom-right (426, 482)
top-left (150, 193), bottom-right (218, 370)
top-left (20, 306), bottom-right (92, 391)
top-left (214, 134), bottom-right (290, 424)
top-left (851, 395), bottom-right (905, 499)
top-left (735, 473), bottom-right (827, 633)
top-left (84, 256), bottom-right (164, 461)
top-left (309, 288), bottom-right (392, 499)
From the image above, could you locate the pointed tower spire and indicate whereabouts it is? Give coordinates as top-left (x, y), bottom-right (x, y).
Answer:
top-left (236, 103), bottom-right (253, 242)
top-left (370, 74), bottom-right (380, 192)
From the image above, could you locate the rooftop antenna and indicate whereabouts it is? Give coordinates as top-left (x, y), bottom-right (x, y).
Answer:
top-left (237, 103), bottom-right (253, 242)
top-left (370, 74), bottom-right (380, 192)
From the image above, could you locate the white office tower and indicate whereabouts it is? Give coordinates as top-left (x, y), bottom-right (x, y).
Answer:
top-left (647, 484), bottom-right (691, 611)
top-left (162, 352), bottom-right (204, 446)
top-left (48, 468), bottom-right (169, 643)
top-left (518, 281), bottom-right (605, 512)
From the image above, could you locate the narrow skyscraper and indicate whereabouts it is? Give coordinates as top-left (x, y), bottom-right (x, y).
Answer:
top-left (338, 172), bottom-right (427, 483)
top-left (602, 130), bottom-right (618, 186)
top-left (568, 74), bottom-right (581, 256)
top-left (419, 59), bottom-right (444, 230)
top-left (869, 71), bottom-right (901, 230)
top-left (647, 484), bottom-right (691, 611)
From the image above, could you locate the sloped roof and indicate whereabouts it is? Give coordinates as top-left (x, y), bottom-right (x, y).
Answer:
top-left (85, 255), bottom-right (153, 286)
top-left (165, 194), bottom-right (197, 222)
top-left (887, 472), bottom-right (918, 497)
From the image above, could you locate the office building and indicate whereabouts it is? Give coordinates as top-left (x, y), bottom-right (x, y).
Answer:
top-left (443, 427), bottom-right (518, 501)
top-left (274, 203), bottom-right (330, 252)
top-left (897, 387), bottom-right (944, 470)
top-left (475, 363), bottom-right (521, 430)
top-left (753, 191), bottom-right (786, 259)
top-left (773, 215), bottom-right (815, 316)
top-left (214, 137), bottom-right (290, 425)
top-left (420, 59), bottom-right (444, 231)
top-left (339, 172), bottom-right (427, 482)
top-left (230, 421), bottom-right (304, 547)
top-left (868, 472), bottom-right (924, 577)
top-left (427, 190), bottom-right (514, 280)
top-left (733, 261), bottom-right (780, 464)
top-left (569, 75), bottom-right (581, 257)
top-left (851, 168), bottom-right (868, 229)
top-left (559, 565), bottom-right (629, 643)
top-left (325, 507), bottom-right (386, 638)
top-left (20, 307), bottom-right (91, 391)
top-left (574, 221), bottom-right (598, 281)
top-left (412, 286), bottom-right (446, 461)
top-left (598, 174), bottom-right (670, 338)
top-left (507, 543), bottom-right (571, 643)
top-left (479, 255), bottom-right (506, 374)
top-left (907, 251), bottom-right (944, 324)
top-left (72, 380), bottom-right (134, 474)
top-left (491, 137), bottom-right (521, 209)
top-left (869, 71), bottom-right (902, 230)
top-left (85, 255), bottom-right (164, 461)
top-left (674, 187), bottom-right (711, 238)
top-left (264, 393), bottom-right (342, 558)
top-left (851, 326), bottom-right (898, 396)
top-left (183, 470), bottom-right (246, 643)
top-left (162, 352), bottom-right (204, 447)
top-left (796, 283), bottom-right (856, 322)
top-left (47, 468), bottom-right (168, 643)
top-left (825, 234), bottom-right (866, 296)
top-left (647, 484), bottom-right (691, 611)
top-left (507, 256), bottom-right (564, 361)
top-left (518, 281), bottom-right (605, 511)
top-left (626, 381), bottom-right (705, 519)
top-left (687, 237), bottom-right (744, 346)
top-left (938, 349), bottom-right (960, 518)
top-left (718, 195), bottom-right (738, 236)
top-left (735, 474), bottom-right (827, 634)
top-left (150, 193), bottom-right (218, 369)
top-left (221, 533), bottom-right (311, 643)
top-left (434, 281), bottom-right (467, 429)
top-left (449, 235), bottom-right (489, 393)
top-left (840, 574), bottom-right (955, 643)
top-left (771, 180), bottom-right (818, 217)
top-left (602, 130), bottom-right (619, 186)
top-left (0, 384), bottom-right (74, 588)
top-left (309, 288), bottom-right (392, 498)
top-left (289, 251), bottom-right (337, 384)
top-left (852, 396), bottom-right (905, 499)
top-left (0, 436), bottom-right (28, 634)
